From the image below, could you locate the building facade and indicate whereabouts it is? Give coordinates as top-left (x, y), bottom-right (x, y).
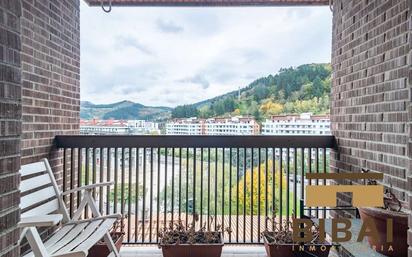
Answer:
top-left (80, 119), bottom-right (160, 135)
top-left (166, 117), bottom-right (260, 135)
top-left (262, 113), bottom-right (331, 135)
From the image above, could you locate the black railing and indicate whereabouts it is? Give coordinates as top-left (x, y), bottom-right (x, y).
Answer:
top-left (56, 135), bottom-right (335, 244)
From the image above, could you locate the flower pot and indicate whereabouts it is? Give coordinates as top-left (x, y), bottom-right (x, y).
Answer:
top-left (263, 234), bottom-right (332, 257)
top-left (87, 232), bottom-right (124, 257)
top-left (359, 207), bottom-right (408, 257)
top-left (160, 243), bottom-right (223, 257)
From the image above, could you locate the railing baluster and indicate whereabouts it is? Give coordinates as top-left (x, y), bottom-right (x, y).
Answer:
top-left (250, 148), bottom-right (254, 243)
top-left (193, 148), bottom-right (196, 227)
top-left (286, 148), bottom-right (290, 222)
top-left (93, 148), bottom-right (97, 199)
top-left (85, 148), bottom-right (90, 218)
top-left (77, 148), bottom-right (82, 209)
top-left (113, 148), bottom-right (118, 215)
top-left (272, 148), bottom-right (275, 230)
top-left (214, 148), bottom-right (218, 231)
top-left (323, 148), bottom-right (327, 218)
top-left (106, 148), bottom-right (111, 215)
top-left (142, 148), bottom-right (146, 243)
top-left (171, 148), bottom-right (175, 225)
top-left (164, 148), bottom-right (168, 229)
top-left (70, 148), bottom-right (75, 217)
top-left (128, 148), bottom-right (132, 243)
top-left (63, 148), bottom-right (67, 204)
top-left (293, 148), bottom-right (297, 218)
top-left (301, 148), bottom-right (305, 217)
top-left (279, 148), bottom-right (282, 226)
top-left (149, 148), bottom-right (153, 243)
top-left (121, 148), bottom-right (125, 218)
top-left (308, 148), bottom-right (312, 217)
top-left (200, 148), bottom-right (203, 227)
top-left (229, 148), bottom-right (232, 243)
top-left (135, 148), bottom-right (139, 243)
top-left (156, 148), bottom-right (160, 242)
top-left (207, 148), bottom-right (211, 230)
top-left (178, 148), bottom-right (182, 220)
top-left (265, 148), bottom-right (268, 230)
top-left (257, 148), bottom-right (261, 243)
top-left (99, 148), bottom-right (104, 214)
top-left (236, 148), bottom-right (240, 243)
top-left (243, 148), bottom-right (246, 243)
top-left (186, 148), bottom-right (189, 228)
top-left (221, 148), bottom-right (225, 240)
top-left (315, 148), bottom-right (319, 218)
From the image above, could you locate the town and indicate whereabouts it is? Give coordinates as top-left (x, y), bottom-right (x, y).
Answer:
top-left (80, 113), bottom-right (331, 136)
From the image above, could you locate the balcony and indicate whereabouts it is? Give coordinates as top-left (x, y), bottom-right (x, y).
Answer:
top-left (49, 135), bottom-right (335, 254)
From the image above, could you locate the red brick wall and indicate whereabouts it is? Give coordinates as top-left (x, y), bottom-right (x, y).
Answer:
top-left (20, 0), bottom-right (80, 187)
top-left (0, 1), bottom-right (22, 256)
top-left (331, 0), bottom-right (412, 254)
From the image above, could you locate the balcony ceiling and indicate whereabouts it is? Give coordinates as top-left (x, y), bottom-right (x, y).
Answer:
top-left (84, 0), bottom-right (329, 7)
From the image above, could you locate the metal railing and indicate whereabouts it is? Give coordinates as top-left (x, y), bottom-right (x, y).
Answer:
top-left (55, 135), bottom-right (335, 244)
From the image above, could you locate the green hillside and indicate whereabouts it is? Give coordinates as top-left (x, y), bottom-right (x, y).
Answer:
top-left (80, 100), bottom-right (171, 121)
top-left (171, 63), bottom-right (331, 121)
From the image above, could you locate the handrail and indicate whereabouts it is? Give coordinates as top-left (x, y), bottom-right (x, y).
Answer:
top-left (55, 135), bottom-right (336, 149)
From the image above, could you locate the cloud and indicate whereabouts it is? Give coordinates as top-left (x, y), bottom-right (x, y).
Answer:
top-left (179, 74), bottom-right (210, 89)
top-left (116, 36), bottom-right (154, 56)
top-left (156, 19), bottom-right (184, 33)
top-left (80, 3), bottom-right (332, 107)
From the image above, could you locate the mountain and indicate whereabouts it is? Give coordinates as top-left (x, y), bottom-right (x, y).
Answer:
top-left (80, 100), bottom-right (171, 121)
top-left (171, 63), bottom-right (332, 121)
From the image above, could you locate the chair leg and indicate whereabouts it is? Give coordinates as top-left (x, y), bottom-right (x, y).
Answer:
top-left (103, 232), bottom-right (120, 257)
top-left (26, 227), bottom-right (51, 257)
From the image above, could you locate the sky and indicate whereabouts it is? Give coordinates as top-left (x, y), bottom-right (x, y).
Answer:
top-left (80, 3), bottom-right (332, 107)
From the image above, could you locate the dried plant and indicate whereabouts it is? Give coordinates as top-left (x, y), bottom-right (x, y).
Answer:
top-left (261, 215), bottom-right (322, 245)
top-left (158, 214), bottom-right (224, 246)
top-left (362, 169), bottom-right (402, 212)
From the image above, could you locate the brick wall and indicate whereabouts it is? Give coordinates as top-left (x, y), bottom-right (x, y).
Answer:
top-left (20, 0), bottom-right (80, 188)
top-left (330, 0), bottom-right (412, 255)
top-left (0, 0), bottom-right (21, 256)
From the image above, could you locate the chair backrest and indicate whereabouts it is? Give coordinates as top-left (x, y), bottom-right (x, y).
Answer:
top-left (20, 159), bottom-right (69, 220)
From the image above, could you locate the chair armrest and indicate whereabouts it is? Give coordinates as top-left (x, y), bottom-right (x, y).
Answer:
top-left (62, 182), bottom-right (114, 196)
top-left (18, 214), bottom-right (63, 228)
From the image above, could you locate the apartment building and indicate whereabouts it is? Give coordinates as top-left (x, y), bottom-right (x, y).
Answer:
top-left (80, 119), bottom-right (160, 135)
top-left (166, 116), bottom-right (260, 135)
top-left (262, 113), bottom-right (330, 135)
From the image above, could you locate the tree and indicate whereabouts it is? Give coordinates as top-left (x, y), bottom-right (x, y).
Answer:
top-left (234, 159), bottom-right (289, 215)
top-left (171, 105), bottom-right (199, 118)
top-left (260, 100), bottom-right (284, 117)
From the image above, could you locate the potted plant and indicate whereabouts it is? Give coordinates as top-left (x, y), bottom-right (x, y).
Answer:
top-left (358, 170), bottom-right (409, 257)
top-left (87, 218), bottom-right (124, 257)
top-left (261, 217), bottom-right (332, 257)
top-left (158, 214), bottom-right (224, 257)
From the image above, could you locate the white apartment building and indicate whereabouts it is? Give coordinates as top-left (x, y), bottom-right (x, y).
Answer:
top-left (205, 117), bottom-right (260, 135)
top-left (262, 113), bottom-right (331, 135)
top-left (165, 117), bottom-right (204, 135)
top-left (80, 119), bottom-right (160, 135)
top-left (166, 116), bottom-right (260, 135)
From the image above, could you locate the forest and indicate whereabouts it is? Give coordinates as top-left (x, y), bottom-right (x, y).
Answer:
top-left (171, 63), bottom-right (331, 120)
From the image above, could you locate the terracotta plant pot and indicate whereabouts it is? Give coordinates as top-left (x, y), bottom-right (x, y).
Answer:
top-left (87, 232), bottom-right (124, 257)
top-left (263, 235), bottom-right (332, 257)
top-left (359, 207), bottom-right (408, 257)
top-left (160, 243), bottom-right (223, 257)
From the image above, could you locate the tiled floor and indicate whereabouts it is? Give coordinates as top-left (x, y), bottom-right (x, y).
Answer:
top-left (120, 246), bottom-right (267, 257)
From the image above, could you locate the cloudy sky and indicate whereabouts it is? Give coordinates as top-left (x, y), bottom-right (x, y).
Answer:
top-left (80, 3), bottom-right (332, 107)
